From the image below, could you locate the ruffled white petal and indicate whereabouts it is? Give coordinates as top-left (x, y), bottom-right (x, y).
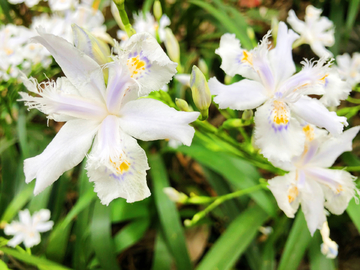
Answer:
top-left (269, 22), bottom-right (299, 85)
top-left (287, 10), bottom-right (305, 34)
top-left (119, 98), bottom-right (199, 146)
top-left (320, 70), bottom-right (351, 107)
top-left (32, 28), bottom-right (106, 102)
top-left (290, 96), bottom-right (347, 135)
top-left (268, 172), bottom-right (300, 218)
top-left (24, 119), bottom-right (99, 195)
top-left (306, 168), bottom-right (356, 215)
top-left (86, 118), bottom-right (150, 204)
top-left (117, 32), bottom-right (177, 96)
top-left (254, 100), bottom-right (305, 162)
top-left (309, 126), bottom-right (360, 167)
top-left (209, 77), bottom-right (268, 110)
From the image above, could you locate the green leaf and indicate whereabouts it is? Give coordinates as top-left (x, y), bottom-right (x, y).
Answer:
top-left (114, 218), bottom-right (150, 253)
top-left (277, 210), bottom-right (312, 270)
top-left (345, 0), bottom-right (360, 34)
top-left (91, 201), bottom-right (120, 270)
top-left (1, 183), bottom-right (34, 222)
top-left (346, 198), bottom-right (360, 233)
top-left (0, 259), bottom-right (10, 270)
top-left (196, 205), bottom-right (268, 270)
top-left (189, 0), bottom-right (252, 50)
top-left (0, 247), bottom-right (71, 270)
top-left (111, 197), bottom-right (150, 223)
top-left (308, 231), bottom-right (336, 270)
top-left (149, 153), bottom-right (192, 270)
top-left (151, 231), bottom-right (174, 270)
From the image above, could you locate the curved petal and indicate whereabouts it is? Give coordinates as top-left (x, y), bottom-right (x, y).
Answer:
top-left (254, 100), bottom-right (305, 162)
top-left (291, 96), bottom-right (347, 135)
top-left (310, 41), bottom-right (333, 58)
top-left (268, 172), bottom-right (300, 218)
top-left (209, 77), bottom-right (268, 110)
top-left (118, 32), bottom-right (177, 96)
top-left (309, 126), bottom-right (360, 167)
top-left (269, 22), bottom-right (299, 85)
top-left (32, 209), bottom-right (51, 223)
top-left (300, 178), bottom-right (326, 235)
top-left (35, 221), bottom-right (54, 233)
top-left (306, 168), bottom-right (356, 215)
top-left (119, 98), bottom-right (199, 146)
top-left (319, 70), bottom-right (351, 107)
top-left (24, 119), bottom-right (99, 195)
top-left (86, 120), bottom-right (150, 204)
top-left (32, 28), bottom-right (106, 102)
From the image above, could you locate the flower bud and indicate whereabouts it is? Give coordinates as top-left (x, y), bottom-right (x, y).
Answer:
top-left (198, 58), bottom-right (208, 77)
top-left (190, 65), bottom-right (211, 120)
top-left (224, 74), bottom-right (232, 85)
top-left (320, 221), bottom-right (338, 259)
top-left (153, 0), bottom-right (162, 21)
top-left (222, 119), bottom-right (243, 129)
top-left (163, 187), bottom-right (188, 203)
top-left (164, 28), bottom-right (180, 64)
top-left (176, 98), bottom-right (191, 112)
top-left (242, 109), bottom-right (253, 121)
top-left (72, 24), bottom-right (111, 66)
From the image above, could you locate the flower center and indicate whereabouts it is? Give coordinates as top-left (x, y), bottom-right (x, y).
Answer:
top-left (110, 158), bottom-right (130, 174)
top-left (241, 50), bottom-right (253, 66)
top-left (272, 100), bottom-right (289, 125)
top-left (127, 55), bottom-right (146, 79)
top-left (288, 185), bottom-right (298, 203)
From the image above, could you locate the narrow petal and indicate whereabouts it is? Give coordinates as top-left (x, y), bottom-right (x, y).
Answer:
top-left (306, 168), bottom-right (356, 215)
top-left (105, 60), bottom-right (135, 114)
top-left (119, 98), bottom-right (199, 146)
top-left (87, 119), bottom-right (150, 204)
top-left (36, 221), bottom-right (54, 233)
top-left (287, 10), bottom-right (305, 34)
top-left (7, 234), bottom-right (24, 247)
top-left (24, 119), bottom-right (99, 195)
top-left (268, 172), bottom-right (300, 218)
top-left (300, 178), bottom-right (326, 235)
top-left (291, 96), bottom-right (347, 135)
top-left (254, 100), bottom-right (305, 162)
top-left (19, 209), bottom-right (32, 226)
top-left (32, 209), bottom-right (51, 223)
top-left (4, 222), bottom-right (22, 235)
top-left (310, 41), bottom-right (333, 58)
top-left (118, 32), bottom-right (177, 96)
top-left (19, 76), bottom-right (108, 121)
top-left (309, 126), bottom-right (360, 167)
top-left (209, 77), bottom-right (268, 110)
top-left (269, 22), bottom-right (299, 85)
top-left (32, 28), bottom-right (106, 102)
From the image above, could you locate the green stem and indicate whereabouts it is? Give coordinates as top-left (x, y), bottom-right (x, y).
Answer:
top-left (113, 0), bottom-right (136, 38)
top-left (26, 247), bottom-right (31, 255)
top-left (347, 96), bottom-right (360, 104)
top-left (292, 37), bottom-right (305, 49)
top-left (184, 183), bottom-right (268, 227)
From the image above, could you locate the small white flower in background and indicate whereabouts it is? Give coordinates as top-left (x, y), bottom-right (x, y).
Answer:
top-left (4, 209), bottom-right (53, 248)
top-left (336, 53), bottom-right (360, 88)
top-left (268, 125), bottom-right (360, 235)
top-left (8, 0), bottom-right (41, 8)
top-left (48, 0), bottom-right (78, 11)
top-left (210, 22), bottom-right (347, 162)
top-left (117, 11), bottom-right (170, 44)
top-left (20, 29), bottom-right (199, 205)
top-left (174, 74), bottom-right (191, 87)
top-left (320, 221), bottom-right (338, 259)
top-left (287, 5), bottom-right (335, 58)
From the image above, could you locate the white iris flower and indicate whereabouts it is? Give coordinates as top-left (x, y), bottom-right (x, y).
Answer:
top-left (287, 5), bottom-right (335, 58)
top-left (336, 52), bottom-right (360, 88)
top-left (19, 29), bottom-right (200, 205)
top-left (268, 125), bottom-right (360, 235)
top-left (4, 209), bottom-right (53, 248)
top-left (209, 22), bottom-right (347, 162)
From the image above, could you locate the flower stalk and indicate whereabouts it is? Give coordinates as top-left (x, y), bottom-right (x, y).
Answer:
top-left (112, 0), bottom-right (136, 38)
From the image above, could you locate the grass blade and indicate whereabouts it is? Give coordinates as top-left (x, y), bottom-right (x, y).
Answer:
top-left (196, 205), bottom-right (268, 270)
top-left (149, 153), bottom-right (192, 270)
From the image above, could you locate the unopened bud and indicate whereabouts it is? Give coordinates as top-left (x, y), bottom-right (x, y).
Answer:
top-left (198, 58), bottom-right (208, 77)
top-left (153, 1), bottom-right (162, 21)
top-left (224, 74), bottom-right (232, 85)
top-left (247, 27), bottom-right (255, 41)
top-left (242, 109), bottom-right (253, 121)
top-left (163, 187), bottom-right (188, 203)
top-left (164, 28), bottom-right (180, 64)
top-left (176, 98), bottom-right (191, 112)
top-left (222, 119), bottom-right (243, 129)
top-left (190, 65), bottom-right (211, 121)
top-left (72, 24), bottom-right (111, 66)
top-left (271, 17), bottom-right (279, 44)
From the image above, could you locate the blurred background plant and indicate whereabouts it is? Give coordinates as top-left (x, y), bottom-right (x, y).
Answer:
top-left (1, 0), bottom-right (360, 269)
